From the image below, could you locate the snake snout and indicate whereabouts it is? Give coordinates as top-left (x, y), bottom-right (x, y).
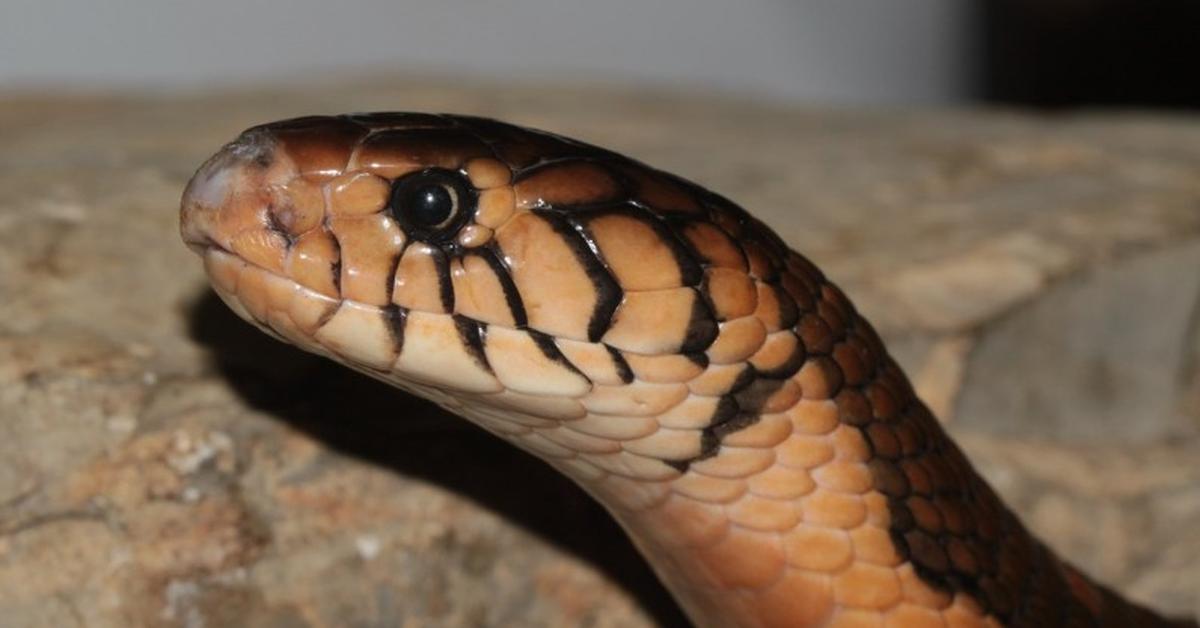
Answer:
top-left (180, 129), bottom-right (281, 253)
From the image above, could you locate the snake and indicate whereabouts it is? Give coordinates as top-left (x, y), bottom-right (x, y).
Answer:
top-left (179, 113), bottom-right (1196, 628)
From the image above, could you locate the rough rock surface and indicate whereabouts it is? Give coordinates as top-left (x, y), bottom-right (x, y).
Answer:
top-left (0, 78), bottom-right (1197, 627)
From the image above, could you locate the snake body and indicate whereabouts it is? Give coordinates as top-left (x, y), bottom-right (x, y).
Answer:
top-left (180, 113), bottom-right (1194, 628)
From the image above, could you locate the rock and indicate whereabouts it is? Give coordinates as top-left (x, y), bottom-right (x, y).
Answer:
top-left (0, 78), bottom-right (1197, 625)
top-left (957, 240), bottom-right (1200, 442)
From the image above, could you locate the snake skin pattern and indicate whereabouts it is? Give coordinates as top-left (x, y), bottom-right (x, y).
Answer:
top-left (180, 113), bottom-right (1195, 628)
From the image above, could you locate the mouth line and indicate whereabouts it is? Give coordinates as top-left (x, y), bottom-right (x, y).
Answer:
top-left (195, 242), bottom-right (330, 300)
top-left (183, 237), bottom-right (217, 256)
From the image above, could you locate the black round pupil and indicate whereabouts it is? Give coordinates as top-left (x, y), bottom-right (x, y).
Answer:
top-left (408, 184), bottom-right (454, 226)
top-left (389, 169), bottom-right (474, 241)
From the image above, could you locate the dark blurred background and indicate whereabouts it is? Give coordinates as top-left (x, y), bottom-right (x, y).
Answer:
top-left (2, 0), bottom-right (1197, 108)
top-left (981, 0), bottom-right (1200, 108)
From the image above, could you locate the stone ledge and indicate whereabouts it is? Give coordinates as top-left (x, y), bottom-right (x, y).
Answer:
top-left (1, 78), bottom-right (1196, 626)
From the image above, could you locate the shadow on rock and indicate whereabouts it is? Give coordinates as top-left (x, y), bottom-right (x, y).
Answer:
top-left (186, 290), bottom-right (690, 628)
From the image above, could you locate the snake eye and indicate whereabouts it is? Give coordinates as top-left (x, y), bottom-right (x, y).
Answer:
top-left (390, 168), bottom-right (475, 241)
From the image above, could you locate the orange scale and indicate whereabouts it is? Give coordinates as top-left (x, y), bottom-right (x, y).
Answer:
top-left (704, 267), bottom-right (758, 320)
top-left (580, 381), bottom-right (688, 416)
top-left (623, 352), bottom-right (705, 384)
top-left (834, 563), bottom-right (902, 611)
top-left (800, 489), bottom-right (867, 529)
top-left (795, 356), bottom-right (844, 401)
top-left (585, 450), bottom-right (680, 481)
top-left (555, 338), bottom-right (629, 386)
top-left (602, 288), bottom-right (702, 354)
top-left (353, 128), bottom-right (489, 178)
top-left (328, 214), bottom-right (405, 306)
top-left (695, 527), bottom-right (787, 590)
top-left (313, 301), bottom-right (398, 370)
top-left (623, 428), bottom-right (704, 460)
top-left (749, 331), bottom-right (805, 377)
top-left (450, 253), bottom-right (518, 327)
top-left (787, 399), bottom-right (841, 436)
top-left (690, 446), bottom-right (775, 479)
top-left (648, 494), bottom-right (731, 546)
top-left (228, 228), bottom-right (288, 275)
top-left (496, 211), bottom-right (606, 342)
top-left (812, 461), bottom-right (874, 495)
top-left (619, 165), bottom-right (704, 214)
top-left (680, 221), bottom-right (747, 271)
top-left (586, 211), bottom-right (687, 291)
top-left (720, 414), bottom-right (793, 449)
top-left (392, 242), bottom-right (450, 313)
top-left (754, 281), bottom-right (797, 333)
top-left (753, 570), bottom-right (835, 628)
top-left (671, 471), bottom-right (748, 504)
top-left (327, 171), bottom-right (389, 216)
top-left (727, 493), bottom-right (801, 533)
top-left (850, 524), bottom-right (904, 567)
top-left (657, 395), bottom-right (726, 430)
top-left (286, 228), bottom-right (340, 298)
top-left (514, 160), bottom-right (624, 209)
top-left (474, 187), bottom-right (515, 229)
top-left (203, 248), bottom-right (243, 296)
top-left (706, 316), bottom-right (768, 365)
top-left (746, 464), bottom-right (816, 500)
top-left (465, 157), bottom-right (512, 189)
top-left (482, 326), bottom-right (591, 397)
top-left (776, 434), bottom-right (835, 469)
top-left (782, 524), bottom-right (854, 572)
top-left (687, 363), bottom-right (752, 396)
top-left (271, 117), bottom-right (365, 181)
top-left (285, 284), bottom-right (340, 335)
top-left (270, 177), bottom-right (325, 235)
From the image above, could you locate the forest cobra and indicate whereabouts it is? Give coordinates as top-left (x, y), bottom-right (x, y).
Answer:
top-left (180, 113), bottom-right (1196, 628)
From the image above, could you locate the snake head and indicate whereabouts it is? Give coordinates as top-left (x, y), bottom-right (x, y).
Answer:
top-left (180, 114), bottom-right (534, 378)
top-left (182, 113), bottom-right (809, 467)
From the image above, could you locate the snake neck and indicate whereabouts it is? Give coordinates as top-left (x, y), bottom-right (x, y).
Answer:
top-left (447, 261), bottom-right (1189, 628)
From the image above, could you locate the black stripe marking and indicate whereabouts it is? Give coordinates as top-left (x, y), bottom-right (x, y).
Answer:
top-left (605, 344), bottom-right (635, 384)
top-left (263, 206), bottom-right (296, 249)
top-left (572, 203), bottom-right (704, 288)
top-left (683, 352), bottom-right (709, 369)
top-left (680, 292), bottom-right (718, 354)
top-left (664, 395), bottom-right (738, 471)
top-left (533, 209), bottom-right (622, 343)
top-left (666, 215), bottom-right (750, 273)
top-left (727, 364), bottom-right (758, 395)
top-left (381, 305), bottom-right (407, 355)
top-left (773, 282), bottom-right (801, 331)
top-left (453, 315), bottom-right (492, 374)
top-left (383, 239), bottom-right (408, 306)
top-left (667, 370), bottom-right (788, 471)
top-left (431, 246), bottom-right (455, 313)
top-left (478, 245), bottom-right (528, 328)
top-left (755, 332), bottom-right (808, 380)
top-left (710, 410), bottom-right (760, 442)
top-left (732, 377), bottom-right (785, 412)
top-left (328, 227), bottom-right (343, 295)
top-left (527, 329), bottom-right (586, 378)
